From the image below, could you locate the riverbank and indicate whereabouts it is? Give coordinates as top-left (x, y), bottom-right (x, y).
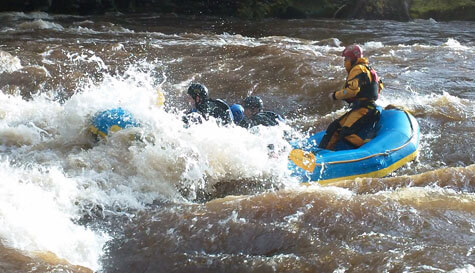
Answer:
top-left (0, 0), bottom-right (474, 21)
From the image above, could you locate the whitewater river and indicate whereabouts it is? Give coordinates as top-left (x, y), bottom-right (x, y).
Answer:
top-left (0, 12), bottom-right (474, 273)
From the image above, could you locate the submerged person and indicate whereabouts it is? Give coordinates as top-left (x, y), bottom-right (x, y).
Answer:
top-left (318, 44), bottom-right (384, 150)
top-left (230, 103), bottom-right (245, 124)
top-left (238, 96), bottom-right (284, 129)
top-left (183, 83), bottom-right (233, 126)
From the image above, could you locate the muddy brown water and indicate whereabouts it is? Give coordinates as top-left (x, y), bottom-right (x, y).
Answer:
top-left (0, 12), bottom-right (473, 273)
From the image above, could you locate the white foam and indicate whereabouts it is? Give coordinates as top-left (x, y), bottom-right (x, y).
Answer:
top-left (65, 51), bottom-right (107, 70)
top-left (383, 91), bottom-right (474, 120)
top-left (0, 62), bottom-right (298, 269)
top-left (0, 50), bottom-right (22, 73)
top-left (443, 38), bottom-right (469, 50)
top-left (0, 11), bottom-right (51, 20)
top-left (2, 61), bottom-right (289, 195)
top-left (0, 160), bottom-right (108, 270)
top-left (68, 26), bottom-right (100, 34)
top-left (0, 124), bottom-right (42, 146)
top-left (449, 264), bottom-right (475, 273)
top-left (363, 41), bottom-right (384, 50)
top-left (98, 23), bottom-right (135, 34)
top-left (18, 19), bottom-right (64, 31)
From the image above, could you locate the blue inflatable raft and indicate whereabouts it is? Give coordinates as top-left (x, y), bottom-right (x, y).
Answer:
top-left (89, 108), bottom-right (140, 139)
top-left (288, 108), bottom-right (420, 185)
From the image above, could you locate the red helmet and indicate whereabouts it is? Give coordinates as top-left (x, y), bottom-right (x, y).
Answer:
top-left (342, 44), bottom-right (363, 61)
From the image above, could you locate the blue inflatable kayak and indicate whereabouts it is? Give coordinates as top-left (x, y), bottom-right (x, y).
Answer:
top-left (89, 108), bottom-right (140, 138)
top-left (289, 108), bottom-right (420, 185)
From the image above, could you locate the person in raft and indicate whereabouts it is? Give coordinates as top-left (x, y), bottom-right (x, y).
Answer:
top-left (183, 83), bottom-right (233, 126)
top-left (318, 44), bottom-right (384, 150)
top-left (237, 96), bottom-right (284, 128)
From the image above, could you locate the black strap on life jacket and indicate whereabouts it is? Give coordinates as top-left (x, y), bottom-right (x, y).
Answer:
top-left (261, 111), bottom-right (284, 123)
top-left (209, 98), bottom-right (233, 125)
top-left (195, 98), bottom-right (233, 125)
top-left (348, 65), bottom-right (380, 101)
top-left (238, 111), bottom-right (284, 128)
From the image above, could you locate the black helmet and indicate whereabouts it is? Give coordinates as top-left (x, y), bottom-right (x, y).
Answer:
top-left (242, 96), bottom-right (263, 110)
top-left (187, 83), bottom-right (208, 99)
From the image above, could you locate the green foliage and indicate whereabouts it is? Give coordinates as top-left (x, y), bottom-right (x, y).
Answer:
top-left (237, 0), bottom-right (292, 19)
top-left (3, 0), bottom-right (472, 20)
top-left (410, 0), bottom-right (475, 20)
top-left (287, 0), bottom-right (350, 18)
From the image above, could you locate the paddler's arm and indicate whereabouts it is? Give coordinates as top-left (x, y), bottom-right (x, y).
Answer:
top-left (329, 65), bottom-right (364, 101)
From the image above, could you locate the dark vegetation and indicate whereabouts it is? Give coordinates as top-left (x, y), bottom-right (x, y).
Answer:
top-left (1, 0), bottom-right (474, 21)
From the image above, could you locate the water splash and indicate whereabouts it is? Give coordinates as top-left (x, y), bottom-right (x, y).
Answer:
top-left (0, 50), bottom-right (22, 74)
top-left (18, 19), bottom-right (64, 31)
top-left (0, 160), bottom-right (108, 271)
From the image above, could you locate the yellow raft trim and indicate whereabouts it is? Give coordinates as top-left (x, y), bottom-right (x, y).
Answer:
top-left (88, 125), bottom-right (98, 135)
top-left (88, 125), bottom-right (107, 139)
top-left (289, 135), bottom-right (416, 174)
top-left (109, 125), bottom-right (122, 133)
top-left (302, 149), bottom-right (419, 186)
